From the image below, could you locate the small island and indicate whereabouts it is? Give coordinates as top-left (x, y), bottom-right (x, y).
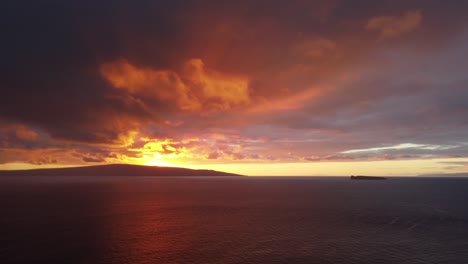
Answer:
top-left (350, 175), bottom-right (387, 180)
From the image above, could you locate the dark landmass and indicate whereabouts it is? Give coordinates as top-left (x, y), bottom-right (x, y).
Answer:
top-left (0, 164), bottom-right (243, 177)
top-left (350, 175), bottom-right (387, 180)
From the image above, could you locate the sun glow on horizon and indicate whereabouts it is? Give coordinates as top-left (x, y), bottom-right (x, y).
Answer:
top-left (1, 157), bottom-right (468, 177)
top-left (141, 158), bottom-right (178, 168)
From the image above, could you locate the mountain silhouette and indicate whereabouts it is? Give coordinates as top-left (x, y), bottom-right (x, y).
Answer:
top-left (0, 164), bottom-right (242, 177)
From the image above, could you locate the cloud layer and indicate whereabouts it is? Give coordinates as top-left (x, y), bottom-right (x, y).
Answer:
top-left (1, 0), bottom-right (468, 174)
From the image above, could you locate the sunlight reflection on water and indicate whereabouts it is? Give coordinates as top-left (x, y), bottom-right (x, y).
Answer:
top-left (1, 176), bottom-right (468, 264)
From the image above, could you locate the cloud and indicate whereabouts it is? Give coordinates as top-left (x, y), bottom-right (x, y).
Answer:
top-left (82, 157), bottom-right (105, 163)
top-left (366, 10), bottom-right (423, 39)
top-left (0, 123), bottom-right (49, 149)
top-left (207, 152), bottom-right (221, 160)
top-left (0, 148), bottom-right (62, 165)
top-left (1, 1), bottom-right (468, 173)
top-left (14, 126), bottom-right (39, 141)
top-left (100, 59), bottom-right (250, 112)
top-left (341, 143), bottom-right (456, 154)
top-left (30, 157), bottom-right (58, 165)
top-left (440, 161), bottom-right (468, 166)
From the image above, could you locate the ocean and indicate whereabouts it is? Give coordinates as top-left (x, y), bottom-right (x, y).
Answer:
top-left (1, 176), bottom-right (467, 264)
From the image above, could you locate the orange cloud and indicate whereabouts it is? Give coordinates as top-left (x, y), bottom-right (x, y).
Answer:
top-left (15, 126), bottom-right (39, 140)
top-left (0, 123), bottom-right (39, 141)
top-left (248, 86), bottom-right (324, 114)
top-left (184, 59), bottom-right (250, 110)
top-left (100, 59), bottom-right (250, 112)
top-left (366, 10), bottom-right (423, 39)
top-left (100, 60), bottom-right (197, 110)
top-left (0, 148), bottom-right (72, 165)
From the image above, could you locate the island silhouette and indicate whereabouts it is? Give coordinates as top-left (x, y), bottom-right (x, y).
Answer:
top-left (350, 175), bottom-right (387, 180)
top-left (0, 164), bottom-right (242, 177)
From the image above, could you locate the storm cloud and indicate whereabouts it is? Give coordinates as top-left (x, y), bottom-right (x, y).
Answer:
top-left (1, 0), bottom-right (468, 173)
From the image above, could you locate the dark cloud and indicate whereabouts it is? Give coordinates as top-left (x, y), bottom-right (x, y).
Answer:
top-left (82, 157), bottom-right (105, 163)
top-left (1, 0), bottom-right (468, 170)
top-left (30, 157), bottom-right (58, 165)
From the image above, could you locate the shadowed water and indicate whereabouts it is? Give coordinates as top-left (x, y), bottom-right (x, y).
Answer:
top-left (1, 176), bottom-right (468, 264)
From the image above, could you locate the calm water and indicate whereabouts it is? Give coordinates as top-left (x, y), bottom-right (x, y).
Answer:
top-left (1, 176), bottom-right (468, 264)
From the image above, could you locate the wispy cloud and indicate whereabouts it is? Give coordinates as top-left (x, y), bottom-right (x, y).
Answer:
top-left (341, 143), bottom-right (456, 154)
top-left (366, 10), bottom-right (423, 39)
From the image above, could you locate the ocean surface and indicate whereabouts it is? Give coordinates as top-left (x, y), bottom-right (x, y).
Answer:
top-left (1, 176), bottom-right (468, 264)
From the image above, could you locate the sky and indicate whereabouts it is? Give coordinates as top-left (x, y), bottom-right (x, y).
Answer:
top-left (1, 0), bottom-right (468, 175)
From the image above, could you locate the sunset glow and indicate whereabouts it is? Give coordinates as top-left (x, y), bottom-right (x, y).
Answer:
top-left (1, 1), bottom-right (468, 176)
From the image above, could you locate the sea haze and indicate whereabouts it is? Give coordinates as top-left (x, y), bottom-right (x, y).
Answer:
top-left (1, 176), bottom-right (468, 264)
